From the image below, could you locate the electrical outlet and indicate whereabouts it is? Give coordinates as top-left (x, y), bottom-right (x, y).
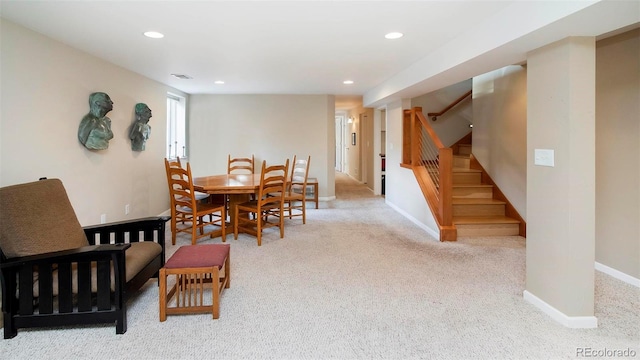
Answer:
top-left (125, 204), bottom-right (130, 215)
top-left (100, 214), bottom-right (106, 224)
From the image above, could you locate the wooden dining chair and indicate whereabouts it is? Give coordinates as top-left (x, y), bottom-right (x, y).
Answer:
top-left (165, 159), bottom-right (226, 245)
top-left (165, 157), bottom-right (210, 202)
top-left (228, 154), bottom-right (256, 208)
top-left (282, 155), bottom-right (311, 224)
top-left (227, 154), bottom-right (255, 174)
top-left (234, 159), bottom-right (289, 246)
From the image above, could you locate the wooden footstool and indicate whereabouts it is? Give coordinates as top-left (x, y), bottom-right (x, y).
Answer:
top-left (159, 244), bottom-right (230, 321)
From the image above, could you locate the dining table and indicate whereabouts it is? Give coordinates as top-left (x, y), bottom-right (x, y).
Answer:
top-left (192, 173), bottom-right (263, 232)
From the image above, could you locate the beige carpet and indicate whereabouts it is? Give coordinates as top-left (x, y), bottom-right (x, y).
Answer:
top-left (2, 172), bottom-right (638, 359)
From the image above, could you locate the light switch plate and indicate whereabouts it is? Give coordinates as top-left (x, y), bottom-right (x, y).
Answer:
top-left (534, 149), bottom-right (555, 167)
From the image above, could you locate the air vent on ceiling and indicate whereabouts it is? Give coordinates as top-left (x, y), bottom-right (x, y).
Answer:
top-left (171, 74), bottom-right (192, 80)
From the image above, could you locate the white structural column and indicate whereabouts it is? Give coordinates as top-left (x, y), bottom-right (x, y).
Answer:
top-left (524, 37), bottom-right (597, 328)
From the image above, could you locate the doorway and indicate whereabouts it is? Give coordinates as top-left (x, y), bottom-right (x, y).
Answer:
top-left (335, 115), bottom-right (345, 172)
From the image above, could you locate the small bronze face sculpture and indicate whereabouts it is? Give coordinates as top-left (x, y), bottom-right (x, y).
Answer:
top-left (129, 103), bottom-right (152, 151)
top-left (78, 92), bottom-right (114, 150)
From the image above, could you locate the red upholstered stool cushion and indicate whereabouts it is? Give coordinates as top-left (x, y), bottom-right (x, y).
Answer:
top-left (165, 244), bottom-right (230, 269)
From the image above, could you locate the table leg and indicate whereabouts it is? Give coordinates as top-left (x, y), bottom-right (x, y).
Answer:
top-left (228, 194), bottom-right (251, 231)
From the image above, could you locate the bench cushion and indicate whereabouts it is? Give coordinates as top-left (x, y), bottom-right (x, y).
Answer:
top-left (0, 179), bottom-right (88, 258)
top-left (165, 244), bottom-right (230, 269)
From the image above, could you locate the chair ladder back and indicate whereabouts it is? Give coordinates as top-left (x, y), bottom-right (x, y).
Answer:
top-left (228, 154), bottom-right (255, 174)
top-left (290, 155), bottom-right (311, 194)
top-left (257, 160), bottom-right (289, 206)
top-left (168, 165), bottom-right (198, 209)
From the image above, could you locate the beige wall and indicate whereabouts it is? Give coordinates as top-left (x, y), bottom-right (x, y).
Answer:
top-left (595, 29), bottom-right (640, 279)
top-left (472, 66), bottom-right (527, 218)
top-left (344, 106), bottom-right (373, 187)
top-left (0, 19), bottom-right (177, 226)
top-left (384, 100), bottom-right (439, 239)
top-left (345, 109), bottom-right (360, 180)
top-left (188, 94), bottom-right (335, 199)
top-left (361, 108), bottom-right (375, 190)
top-left (526, 37), bottom-right (596, 321)
top-left (411, 79), bottom-right (473, 147)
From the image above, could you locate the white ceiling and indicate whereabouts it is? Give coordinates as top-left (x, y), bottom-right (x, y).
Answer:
top-left (1, 1), bottom-right (639, 110)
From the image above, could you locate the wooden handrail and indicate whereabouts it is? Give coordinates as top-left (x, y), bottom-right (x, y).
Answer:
top-left (427, 90), bottom-right (472, 121)
top-left (415, 110), bottom-right (444, 149)
top-left (408, 107), bottom-right (455, 241)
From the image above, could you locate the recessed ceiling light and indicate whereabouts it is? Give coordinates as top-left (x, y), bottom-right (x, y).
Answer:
top-left (343, 80), bottom-right (354, 85)
top-left (144, 31), bottom-right (164, 39)
top-left (385, 32), bottom-right (403, 40)
top-left (214, 80), bottom-right (225, 85)
top-left (171, 74), bottom-right (192, 80)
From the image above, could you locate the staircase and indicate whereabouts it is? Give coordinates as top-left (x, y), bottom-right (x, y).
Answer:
top-left (450, 144), bottom-right (521, 237)
top-left (405, 107), bottom-right (524, 241)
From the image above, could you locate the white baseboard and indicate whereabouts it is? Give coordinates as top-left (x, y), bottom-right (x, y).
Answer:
top-left (385, 201), bottom-right (440, 241)
top-left (595, 262), bottom-right (640, 288)
top-left (523, 290), bottom-right (598, 328)
top-left (319, 196), bottom-right (335, 202)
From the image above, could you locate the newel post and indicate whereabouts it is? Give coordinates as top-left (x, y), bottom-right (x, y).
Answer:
top-left (410, 107), bottom-right (422, 166)
top-left (438, 147), bottom-right (456, 241)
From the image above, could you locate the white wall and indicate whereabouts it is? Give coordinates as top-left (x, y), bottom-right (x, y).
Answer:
top-left (472, 66), bottom-right (527, 218)
top-left (0, 19), bottom-right (177, 226)
top-left (187, 94), bottom-right (335, 199)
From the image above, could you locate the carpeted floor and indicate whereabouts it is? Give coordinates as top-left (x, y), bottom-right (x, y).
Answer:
top-left (2, 172), bottom-right (638, 359)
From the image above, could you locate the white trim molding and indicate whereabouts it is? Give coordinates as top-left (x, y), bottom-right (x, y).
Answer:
top-left (595, 262), bottom-right (640, 288)
top-left (386, 201), bottom-right (440, 241)
top-left (523, 290), bottom-right (598, 328)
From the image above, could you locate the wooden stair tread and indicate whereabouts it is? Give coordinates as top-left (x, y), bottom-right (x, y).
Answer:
top-left (427, 167), bottom-right (482, 173)
top-left (453, 216), bottom-right (520, 224)
top-left (452, 167), bottom-right (481, 173)
top-left (453, 184), bottom-right (493, 188)
top-left (452, 198), bottom-right (505, 205)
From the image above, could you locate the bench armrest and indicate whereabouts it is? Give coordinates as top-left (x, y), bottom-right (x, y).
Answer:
top-left (83, 216), bottom-right (169, 265)
top-left (83, 216), bottom-right (170, 241)
top-left (0, 244), bottom-right (130, 269)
